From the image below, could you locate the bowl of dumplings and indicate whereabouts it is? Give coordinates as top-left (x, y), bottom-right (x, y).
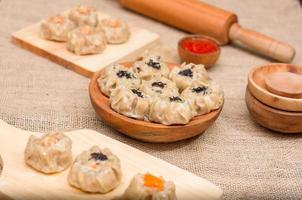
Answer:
top-left (89, 53), bottom-right (224, 143)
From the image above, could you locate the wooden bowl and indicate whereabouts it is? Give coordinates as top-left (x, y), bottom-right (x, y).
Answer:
top-left (178, 35), bottom-right (220, 69)
top-left (247, 63), bottom-right (302, 112)
top-left (89, 62), bottom-right (223, 143)
top-left (245, 88), bottom-right (302, 133)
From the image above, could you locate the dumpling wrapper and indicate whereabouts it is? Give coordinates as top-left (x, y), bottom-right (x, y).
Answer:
top-left (110, 86), bottom-right (150, 120)
top-left (68, 146), bottom-right (122, 193)
top-left (24, 132), bottom-right (72, 174)
top-left (123, 173), bottom-right (177, 200)
top-left (169, 63), bottom-right (210, 91)
top-left (69, 5), bottom-right (98, 27)
top-left (98, 64), bottom-right (141, 96)
top-left (140, 76), bottom-right (179, 98)
top-left (181, 81), bottom-right (224, 116)
top-left (0, 155), bottom-right (2, 176)
top-left (149, 95), bottom-right (193, 125)
top-left (101, 18), bottom-right (130, 44)
top-left (67, 25), bottom-right (106, 55)
top-left (133, 54), bottom-right (170, 80)
top-left (40, 15), bottom-right (75, 42)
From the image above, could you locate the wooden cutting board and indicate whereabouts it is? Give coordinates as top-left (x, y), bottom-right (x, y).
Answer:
top-left (11, 11), bottom-right (159, 78)
top-left (0, 119), bottom-right (222, 200)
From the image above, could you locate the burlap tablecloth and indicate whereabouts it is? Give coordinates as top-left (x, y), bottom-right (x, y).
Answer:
top-left (1, 0), bottom-right (302, 199)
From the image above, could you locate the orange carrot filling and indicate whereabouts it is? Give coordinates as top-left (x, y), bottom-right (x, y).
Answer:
top-left (49, 15), bottom-right (65, 24)
top-left (144, 174), bottom-right (164, 191)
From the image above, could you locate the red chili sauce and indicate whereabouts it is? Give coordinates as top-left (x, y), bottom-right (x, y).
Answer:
top-left (181, 38), bottom-right (218, 54)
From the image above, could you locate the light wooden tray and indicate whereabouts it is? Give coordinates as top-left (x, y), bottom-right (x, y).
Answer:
top-left (0, 119), bottom-right (222, 200)
top-left (11, 11), bottom-right (159, 78)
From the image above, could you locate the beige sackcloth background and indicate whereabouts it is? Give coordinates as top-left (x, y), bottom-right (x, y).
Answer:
top-left (1, 0), bottom-right (302, 199)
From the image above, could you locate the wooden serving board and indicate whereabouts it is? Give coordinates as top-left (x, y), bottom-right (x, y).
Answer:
top-left (0, 119), bottom-right (222, 200)
top-left (11, 11), bottom-right (160, 78)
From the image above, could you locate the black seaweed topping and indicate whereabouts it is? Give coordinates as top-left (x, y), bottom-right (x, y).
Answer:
top-left (178, 69), bottom-right (193, 77)
top-left (192, 86), bottom-right (208, 94)
top-left (89, 152), bottom-right (108, 161)
top-left (169, 96), bottom-right (182, 102)
top-left (116, 70), bottom-right (135, 79)
top-left (151, 81), bottom-right (166, 89)
top-left (146, 58), bottom-right (161, 69)
top-left (131, 89), bottom-right (144, 98)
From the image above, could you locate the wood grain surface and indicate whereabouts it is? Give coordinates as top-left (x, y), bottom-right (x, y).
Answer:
top-left (89, 62), bottom-right (223, 143)
top-left (11, 11), bottom-right (159, 78)
top-left (245, 88), bottom-right (302, 133)
top-left (0, 119), bottom-right (222, 200)
top-left (248, 63), bottom-right (302, 112)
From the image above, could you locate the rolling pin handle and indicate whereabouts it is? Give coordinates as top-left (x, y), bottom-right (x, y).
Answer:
top-left (229, 23), bottom-right (295, 63)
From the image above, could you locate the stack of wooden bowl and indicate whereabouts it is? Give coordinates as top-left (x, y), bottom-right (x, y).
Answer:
top-left (246, 63), bottom-right (302, 133)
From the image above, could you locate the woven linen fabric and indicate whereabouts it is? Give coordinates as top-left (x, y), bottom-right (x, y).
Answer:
top-left (1, 0), bottom-right (302, 199)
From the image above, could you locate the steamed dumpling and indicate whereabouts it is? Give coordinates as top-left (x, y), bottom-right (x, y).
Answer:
top-left (101, 18), bottom-right (130, 44)
top-left (133, 54), bottom-right (170, 80)
top-left (140, 76), bottom-right (179, 98)
top-left (40, 15), bottom-right (75, 42)
top-left (123, 173), bottom-right (177, 200)
top-left (69, 5), bottom-right (98, 27)
top-left (181, 81), bottom-right (223, 116)
top-left (68, 146), bottom-right (122, 193)
top-left (149, 95), bottom-right (193, 125)
top-left (67, 25), bottom-right (106, 55)
top-left (110, 86), bottom-right (150, 120)
top-left (169, 63), bottom-right (210, 91)
top-left (24, 132), bottom-right (72, 174)
top-left (0, 155), bottom-right (2, 176)
top-left (98, 64), bottom-right (140, 96)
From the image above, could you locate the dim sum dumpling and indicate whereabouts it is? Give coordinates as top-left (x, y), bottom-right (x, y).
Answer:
top-left (169, 63), bottom-right (210, 91)
top-left (40, 15), bottom-right (75, 42)
top-left (181, 81), bottom-right (223, 116)
top-left (123, 173), bottom-right (177, 200)
top-left (68, 146), bottom-right (122, 193)
top-left (98, 64), bottom-right (140, 96)
top-left (67, 25), bottom-right (106, 55)
top-left (101, 18), bottom-right (130, 44)
top-left (149, 95), bottom-right (193, 125)
top-left (69, 5), bottom-right (98, 27)
top-left (133, 54), bottom-right (170, 80)
top-left (24, 132), bottom-right (72, 174)
top-left (110, 86), bottom-right (150, 120)
top-left (140, 76), bottom-right (179, 98)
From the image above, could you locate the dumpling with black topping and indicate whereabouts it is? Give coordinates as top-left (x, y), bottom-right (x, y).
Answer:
top-left (169, 63), bottom-right (210, 91)
top-left (24, 132), bottom-right (72, 174)
top-left (68, 146), bottom-right (122, 193)
top-left (110, 86), bottom-right (150, 120)
top-left (149, 95), bottom-right (193, 125)
top-left (69, 5), bottom-right (98, 27)
top-left (40, 15), bottom-right (75, 42)
top-left (98, 64), bottom-right (140, 96)
top-left (181, 81), bottom-right (223, 116)
top-left (122, 173), bottom-right (177, 200)
top-left (140, 76), bottom-right (179, 98)
top-left (133, 54), bottom-right (170, 80)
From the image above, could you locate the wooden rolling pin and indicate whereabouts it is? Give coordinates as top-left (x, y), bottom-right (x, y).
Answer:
top-left (119, 0), bottom-right (295, 63)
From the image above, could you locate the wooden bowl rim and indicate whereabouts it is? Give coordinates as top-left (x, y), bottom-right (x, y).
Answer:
top-left (248, 63), bottom-right (302, 111)
top-left (178, 34), bottom-right (221, 57)
top-left (90, 62), bottom-right (223, 129)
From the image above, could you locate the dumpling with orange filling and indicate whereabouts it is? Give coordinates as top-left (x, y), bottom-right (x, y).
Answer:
top-left (40, 15), bottom-right (75, 42)
top-left (24, 132), bottom-right (72, 174)
top-left (101, 18), bottom-right (130, 44)
top-left (67, 25), bottom-right (106, 55)
top-left (123, 173), bottom-right (177, 200)
top-left (68, 146), bottom-right (122, 193)
top-left (69, 5), bottom-right (98, 27)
